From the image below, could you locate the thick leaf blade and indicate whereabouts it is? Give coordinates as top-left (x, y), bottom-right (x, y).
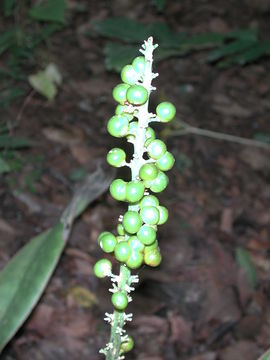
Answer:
top-left (104, 43), bottom-right (138, 72)
top-left (0, 135), bottom-right (31, 149)
top-left (236, 247), bottom-right (257, 288)
top-left (207, 39), bottom-right (256, 62)
top-left (258, 349), bottom-right (270, 360)
top-left (0, 222), bottom-right (65, 351)
top-left (29, 0), bottom-right (66, 23)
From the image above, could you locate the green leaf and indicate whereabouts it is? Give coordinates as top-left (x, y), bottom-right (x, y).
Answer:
top-left (0, 30), bottom-right (16, 56)
top-left (28, 63), bottom-right (62, 100)
top-left (0, 222), bottom-right (65, 351)
top-left (0, 156), bottom-right (10, 173)
top-left (258, 349), bottom-right (270, 360)
top-left (253, 132), bottom-right (270, 144)
top-left (207, 39), bottom-right (256, 62)
top-left (151, 0), bottom-right (166, 11)
top-left (104, 43), bottom-right (138, 72)
top-left (0, 135), bottom-right (31, 149)
top-left (3, 0), bottom-right (15, 16)
top-left (29, 0), bottom-right (66, 23)
top-left (236, 247), bottom-right (257, 288)
top-left (228, 28), bottom-right (258, 42)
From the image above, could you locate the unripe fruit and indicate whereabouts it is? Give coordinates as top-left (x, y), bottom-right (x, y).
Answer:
top-left (132, 56), bottom-right (145, 74)
top-left (144, 249), bottom-right (162, 267)
top-left (126, 181), bottom-right (145, 203)
top-left (150, 171), bottom-right (169, 193)
top-left (140, 206), bottom-right (160, 225)
top-left (157, 206), bottom-right (169, 225)
top-left (112, 291), bottom-right (128, 310)
top-left (156, 102), bottom-right (176, 122)
top-left (126, 250), bottom-right (144, 269)
top-left (121, 336), bottom-right (134, 353)
top-left (140, 195), bottom-right (159, 208)
top-left (107, 115), bottom-right (129, 138)
top-left (122, 211), bottom-right (142, 234)
top-left (137, 225), bottom-right (156, 245)
top-left (128, 236), bottom-right (145, 252)
top-left (144, 240), bottom-right (159, 253)
top-left (117, 224), bottom-right (125, 236)
top-left (116, 235), bottom-right (125, 243)
top-left (110, 179), bottom-right (127, 201)
top-left (97, 231), bottom-right (110, 243)
top-left (121, 65), bottom-right (138, 85)
top-left (100, 233), bottom-right (117, 253)
top-left (94, 259), bottom-right (112, 278)
top-left (107, 148), bottom-right (126, 167)
top-left (127, 85), bottom-right (148, 105)
top-left (139, 163), bottom-right (158, 181)
top-left (145, 127), bottom-right (156, 147)
top-left (147, 139), bottom-right (167, 160)
top-left (114, 241), bottom-right (131, 262)
top-left (112, 83), bottom-right (130, 104)
top-left (115, 104), bottom-right (134, 121)
top-left (128, 121), bottom-right (138, 136)
top-left (156, 151), bottom-right (175, 171)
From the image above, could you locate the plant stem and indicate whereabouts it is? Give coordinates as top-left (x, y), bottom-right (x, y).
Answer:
top-left (105, 37), bottom-right (157, 360)
top-left (172, 121), bottom-right (270, 149)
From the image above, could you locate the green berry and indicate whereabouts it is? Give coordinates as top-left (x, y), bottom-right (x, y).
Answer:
top-left (140, 206), bottom-right (160, 225)
top-left (117, 224), bottom-right (125, 236)
top-left (100, 232), bottom-right (117, 253)
top-left (137, 225), bottom-right (156, 245)
top-left (112, 291), bottom-right (128, 310)
top-left (132, 56), bottom-right (145, 74)
top-left (93, 259), bottom-right (112, 278)
top-left (127, 85), bottom-right (148, 105)
top-left (121, 336), bottom-right (134, 353)
top-left (128, 121), bottom-right (138, 138)
top-left (157, 206), bottom-right (169, 225)
top-left (144, 240), bottom-right (159, 253)
top-left (114, 241), bottom-right (131, 262)
top-left (156, 151), bottom-right (175, 171)
top-left (121, 65), bottom-right (138, 85)
top-left (115, 104), bottom-right (134, 121)
top-left (107, 115), bottom-right (129, 138)
top-left (150, 171), bottom-right (169, 193)
top-left (145, 127), bottom-right (156, 147)
top-left (126, 181), bottom-right (145, 203)
top-left (107, 148), bottom-right (126, 167)
top-left (147, 139), bottom-right (167, 160)
top-left (140, 195), bottom-right (159, 208)
top-left (128, 236), bottom-right (145, 252)
top-left (122, 211), bottom-right (142, 234)
top-left (116, 235), bottom-right (125, 243)
top-left (156, 102), bottom-right (176, 122)
top-left (144, 249), bottom-right (162, 267)
top-left (97, 231), bottom-right (110, 243)
top-left (110, 179), bottom-right (127, 201)
top-left (126, 250), bottom-right (144, 269)
top-left (112, 83), bottom-right (130, 104)
top-left (139, 163), bottom-right (158, 181)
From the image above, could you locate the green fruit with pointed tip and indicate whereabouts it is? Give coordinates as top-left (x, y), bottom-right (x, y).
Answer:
top-left (114, 241), bottom-right (131, 262)
top-left (112, 291), bottom-right (128, 310)
top-left (140, 206), bottom-right (160, 225)
top-left (122, 211), bottom-right (142, 234)
top-left (137, 225), bottom-right (156, 245)
top-left (132, 56), bottom-right (145, 74)
top-left (150, 171), bottom-right (169, 193)
top-left (121, 336), bottom-right (134, 353)
top-left (139, 163), bottom-right (158, 181)
top-left (107, 148), bottom-right (126, 167)
top-left (100, 233), bottom-right (117, 253)
top-left (157, 206), bottom-right (169, 225)
top-left (94, 259), bottom-right (112, 278)
top-left (156, 102), bottom-right (176, 122)
top-left (156, 151), bottom-right (175, 171)
top-left (126, 181), bottom-right (145, 203)
top-left (112, 83), bottom-right (130, 104)
top-left (110, 179), bottom-right (127, 201)
top-left (126, 250), bottom-right (144, 269)
top-left (147, 139), bottom-right (167, 160)
top-left (107, 115), bottom-right (129, 138)
top-left (117, 224), bottom-right (125, 236)
top-left (144, 249), bottom-right (162, 267)
top-left (127, 85), bottom-right (148, 105)
top-left (121, 65), bottom-right (138, 85)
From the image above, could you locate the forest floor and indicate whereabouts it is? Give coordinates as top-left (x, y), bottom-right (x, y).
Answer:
top-left (1, 1), bottom-right (270, 359)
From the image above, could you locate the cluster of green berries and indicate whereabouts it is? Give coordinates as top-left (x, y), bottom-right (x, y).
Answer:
top-left (94, 45), bottom-right (175, 331)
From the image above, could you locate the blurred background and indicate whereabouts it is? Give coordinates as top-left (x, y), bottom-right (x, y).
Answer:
top-left (0, 0), bottom-right (270, 359)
